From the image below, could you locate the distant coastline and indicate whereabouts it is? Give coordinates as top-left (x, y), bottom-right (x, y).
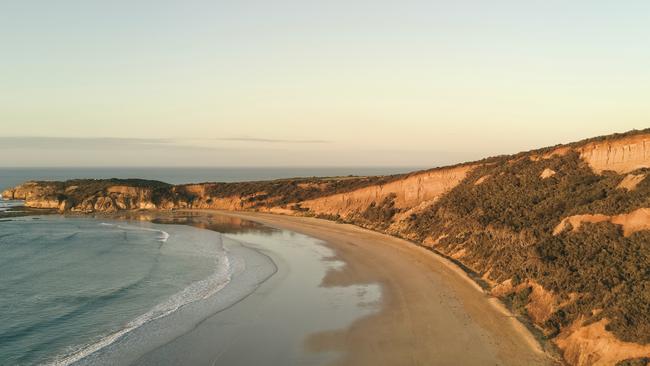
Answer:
top-left (0, 166), bottom-right (422, 193)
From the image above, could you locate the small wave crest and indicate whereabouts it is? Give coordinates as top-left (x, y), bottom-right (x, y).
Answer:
top-left (99, 223), bottom-right (169, 242)
top-left (159, 231), bottom-right (170, 242)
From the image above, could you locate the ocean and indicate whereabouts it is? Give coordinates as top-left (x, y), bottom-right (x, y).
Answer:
top-left (0, 216), bottom-right (237, 365)
top-left (0, 167), bottom-right (419, 193)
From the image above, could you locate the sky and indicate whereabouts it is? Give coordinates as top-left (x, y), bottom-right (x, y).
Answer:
top-left (1, 0), bottom-right (648, 167)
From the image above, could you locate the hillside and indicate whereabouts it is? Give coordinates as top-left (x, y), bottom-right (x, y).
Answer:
top-left (3, 129), bottom-right (650, 366)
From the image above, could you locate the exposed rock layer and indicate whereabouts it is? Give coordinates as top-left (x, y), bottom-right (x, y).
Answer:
top-left (300, 165), bottom-right (474, 219)
top-left (578, 134), bottom-right (650, 174)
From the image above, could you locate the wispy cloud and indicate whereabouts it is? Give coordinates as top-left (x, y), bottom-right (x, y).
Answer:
top-left (210, 137), bottom-right (331, 144)
top-left (0, 136), bottom-right (476, 168)
top-left (0, 136), bottom-right (330, 150)
top-left (0, 137), bottom-right (177, 149)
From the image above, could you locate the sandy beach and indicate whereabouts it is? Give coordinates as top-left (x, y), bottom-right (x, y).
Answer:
top-left (213, 210), bottom-right (558, 366)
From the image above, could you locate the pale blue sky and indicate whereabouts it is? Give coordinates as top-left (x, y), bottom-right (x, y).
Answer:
top-left (1, 1), bottom-right (648, 167)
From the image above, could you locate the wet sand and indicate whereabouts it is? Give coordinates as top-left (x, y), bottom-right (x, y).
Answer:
top-left (215, 211), bottom-right (558, 366)
top-left (132, 211), bottom-right (381, 366)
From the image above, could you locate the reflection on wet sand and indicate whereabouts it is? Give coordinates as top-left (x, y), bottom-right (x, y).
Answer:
top-left (96, 210), bottom-right (276, 235)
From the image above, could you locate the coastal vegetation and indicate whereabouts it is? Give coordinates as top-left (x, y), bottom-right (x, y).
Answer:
top-left (405, 151), bottom-right (650, 343)
top-left (359, 193), bottom-right (400, 229)
top-left (197, 175), bottom-right (397, 206)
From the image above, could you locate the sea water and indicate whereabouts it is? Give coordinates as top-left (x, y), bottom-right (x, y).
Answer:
top-left (0, 216), bottom-right (232, 365)
top-left (0, 200), bottom-right (23, 212)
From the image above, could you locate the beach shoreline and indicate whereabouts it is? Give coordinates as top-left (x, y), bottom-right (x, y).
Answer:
top-left (0, 207), bottom-right (560, 365)
top-left (132, 210), bottom-right (382, 366)
top-left (204, 210), bottom-right (559, 365)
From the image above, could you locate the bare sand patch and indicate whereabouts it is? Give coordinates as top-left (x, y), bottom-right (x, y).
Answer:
top-left (540, 168), bottom-right (556, 179)
top-left (556, 318), bottom-right (650, 366)
top-left (554, 208), bottom-right (650, 237)
top-left (617, 174), bottom-right (646, 191)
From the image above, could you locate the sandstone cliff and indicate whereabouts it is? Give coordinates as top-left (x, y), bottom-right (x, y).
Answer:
top-left (578, 134), bottom-right (650, 174)
top-left (3, 129), bottom-right (650, 366)
top-left (299, 164), bottom-right (474, 220)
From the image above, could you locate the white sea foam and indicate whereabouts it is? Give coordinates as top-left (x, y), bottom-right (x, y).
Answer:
top-left (99, 223), bottom-right (169, 242)
top-left (50, 259), bottom-right (232, 366)
top-left (159, 230), bottom-right (170, 242)
top-left (115, 224), bottom-right (169, 242)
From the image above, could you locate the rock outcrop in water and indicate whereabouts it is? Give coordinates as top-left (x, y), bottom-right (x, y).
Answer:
top-left (4, 129), bottom-right (650, 366)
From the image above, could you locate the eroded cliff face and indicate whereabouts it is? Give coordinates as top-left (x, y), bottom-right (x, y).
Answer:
top-left (4, 130), bottom-right (650, 365)
top-left (578, 134), bottom-right (650, 174)
top-left (534, 134), bottom-right (650, 175)
top-left (174, 184), bottom-right (265, 211)
top-left (3, 182), bottom-right (64, 210)
top-left (2, 181), bottom-right (176, 213)
top-left (70, 185), bottom-right (161, 212)
top-left (1, 181), bottom-right (302, 214)
top-left (3, 181), bottom-right (55, 201)
top-left (555, 318), bottom-right (650, 366)
top-left (299, 165), bottom-right (475, 220)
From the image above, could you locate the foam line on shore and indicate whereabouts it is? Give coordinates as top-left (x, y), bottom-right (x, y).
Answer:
top-left (49, 228), bottom-right (231, 365)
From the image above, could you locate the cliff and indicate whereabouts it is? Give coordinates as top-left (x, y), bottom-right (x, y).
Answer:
top-left (578, 134), bottom-right (650, 174)
top-left (3, 129), bottom-right (650, 366)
